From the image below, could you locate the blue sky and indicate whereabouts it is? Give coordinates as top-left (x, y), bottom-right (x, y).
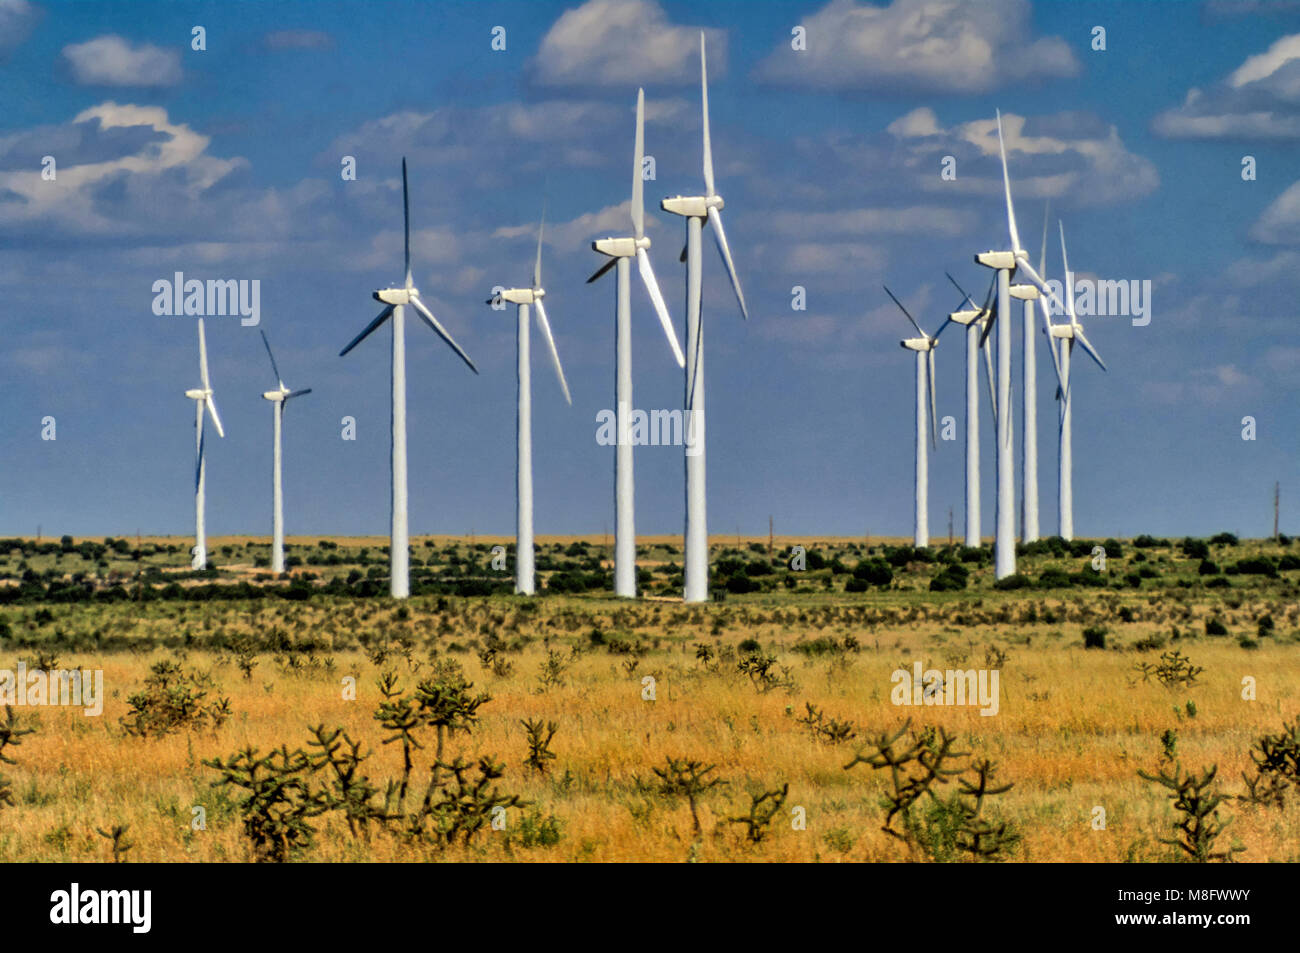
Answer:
top-left (2, 0), bottom-right (1298, 542)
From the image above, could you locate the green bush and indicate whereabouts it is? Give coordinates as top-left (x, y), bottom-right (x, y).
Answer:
top-left (993, 574), bottom-right (1030, 590)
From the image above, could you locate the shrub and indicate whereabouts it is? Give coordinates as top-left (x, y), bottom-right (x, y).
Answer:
top-left (1232, 557), bottom-right (1278, 578)
top-left (1083, 625), bottom-right (1107, 649)
top-left (853, 559), bottom-right (893, 587)
top-left (1181, 538), bottom-right (1210, 560)
top-left (1037, 568), bottom-right (1072, 589)
top-left (993, 574), bottom-right (1030, 591)
top-left (1205, 618), bottom-right (1228, 636)
top-left (1209, 532), bottom-right (1238, 546)
top-left (1198, 559), bottom-right (1220, 575)
top-left (929, 564), bottom-right (968, 592)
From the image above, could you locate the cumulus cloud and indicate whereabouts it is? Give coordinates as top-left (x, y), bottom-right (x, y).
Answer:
top-left (753, 0), bottom-right (1077, 93)
top-left (531, 0), bottom-right (725, 86)
top-left (0, 0), bottom-right (39, 60)
top-left (62, 34), bottom-right (182, 87)
top-left (887, 108), bottom-right (1159, 206)
top-left (1250, 180), bottom-right (1300, 243)
top-left (1153, 32), bottom-right (1300, 139)
top-left (0, 103), bottom-right (251, 239)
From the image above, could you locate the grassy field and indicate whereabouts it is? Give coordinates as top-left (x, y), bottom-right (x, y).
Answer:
top-left (1, 532), bottom-right (1298, 862)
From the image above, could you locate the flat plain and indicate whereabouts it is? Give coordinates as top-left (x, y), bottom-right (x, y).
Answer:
top-left (1, 532), bottom-right (1297, 862)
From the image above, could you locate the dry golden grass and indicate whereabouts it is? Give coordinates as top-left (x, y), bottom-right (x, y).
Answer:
top-left (3, 606), bottom-right (1297, 863)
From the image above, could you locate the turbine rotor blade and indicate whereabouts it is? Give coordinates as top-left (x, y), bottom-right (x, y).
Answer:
top-left (286, 388), bottom-right (312, 400)
top-left (534, 299), bottom-right (572, 405)
top-left (205, 396), bottom-right (225, 439)
top-left (1038, 296), bottom-right (1067, 397)
top-left (534, 207), bottom-right (545, 290)
top-left (1039, 200), bottom-right (1050, 277)
top-left (632, 89), bottom-right (645, 239)
top-left (927, 347), bottom-right (938, 450)
top-left (883, 284), bottom-right (924, 338)
top-left (587, 257), bottom-right (617, 284)
top-left (259, 329), bottom-right (283, 387)
top-left (402, 158), bottom-right (411, 285)
top-left (701, 32), bottom-right (714, 198)
top-left (997, 109), bottom-right (1022, 254)
top-left (198, 318), bottom-right (211, 390)
top-left (636, 247), bottom-right (684, 367)
top-left (339, 305), bottom-right (394, 357)
top-left (982, 334), bottom-right (998, 427)
top-left (1059, 221), bottom-right (1078, 324)
top-left (410, 294), bottom-right (479, 375)
top-left (1073, 326), bottom-right (1108, 372)
top-left (707, 206), bottom-right (747, 320)
top-left (979, 294), bottom-right (998, 348)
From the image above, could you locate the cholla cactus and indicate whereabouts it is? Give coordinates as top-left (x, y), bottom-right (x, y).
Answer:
top-left (1138, 761), bottom-right (1244, 863)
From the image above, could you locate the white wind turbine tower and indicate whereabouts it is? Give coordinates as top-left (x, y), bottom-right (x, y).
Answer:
top-left (488, 214), bottom-right (572, 596)
top-left (975, 111), bottom-right (1069, 578)
top-left (944, 273), bottom-right (999, 547)
top-left (661, 33), bottom-right (747, 604)
top-left (884, 286), bottom-right (947, 548)
top-left (1050, 221), bottom-right (1107, 541)
top-left (340, 158), bottom-right (479, 599)
top-left (185, 318), bottom-right (224, 570)
top-left (587, 88), bottom-right (685, 598)
top-left (259, 330), bottom-right (312, 575)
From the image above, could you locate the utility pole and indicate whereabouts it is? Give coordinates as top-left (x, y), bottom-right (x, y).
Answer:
top-left (948, 506), bottom-right (954, 547)
top-left (1274, 482), bottom-right (1280, 542)
top-left (768, 515), bottom-right (773, 560)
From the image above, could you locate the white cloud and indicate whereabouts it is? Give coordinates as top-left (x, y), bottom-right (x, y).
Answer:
top-left (888, 109), bottom-right (1159, 206)
top-left (1154, 33), bottom-right (1300, 139)
top-left (753, 0), bottom-right (1077, 93)
top-left (531, 0), bottom-right (725, 86)
top-left (63, 35), bottom-right (182, 87)
top-left (1250, 180), bottom-right (1300, 243)
top-left (0, 0), bottom-right (39, 60)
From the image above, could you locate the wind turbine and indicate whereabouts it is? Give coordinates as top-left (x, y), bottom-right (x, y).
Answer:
top-left (259, 330), bottom-right (312, 575)
top-left (340, 158), bottom-right (479, 599)
top-left (974, 111), bottom-right (1070, 578)
top-left (884, 285), bottom-right (947, 549)
top-left (587, 88), bottom-right (685, 598)
top-left (1050, 221), bottom-right (1107, 541)
top-left (945, 272), bottom-right (998, 548)
top-left (184, 317), bottom-right (224, 571)
top-left (661, 33), bottom-right (747, 604)
top-left (488, 213), bottom-right (571, 596)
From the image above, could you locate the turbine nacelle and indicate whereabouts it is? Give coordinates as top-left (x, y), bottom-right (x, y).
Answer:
top-left (660, 194), bottom-right (723, 218)
top-left (498, 287), bottom-right (541, 306)
top-left (262, 388), bottom-right (288, 402)
top-left (976, 250), bottom-right (1017, 271)
top-left (591, 235), bottom-right (650, 259)
top-left (374, 288), bottom-right (413, 306)
top-left (948, 308), bottom-right (984, 326)
top-left (1049, 324), bottom-right (1075, 340)
top-left (901, 336), bottom-right (936, 352)
top-left (184, 388), bottom-right (208, 401)
top-left (1009, 283), bottom-right (1039, 301)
